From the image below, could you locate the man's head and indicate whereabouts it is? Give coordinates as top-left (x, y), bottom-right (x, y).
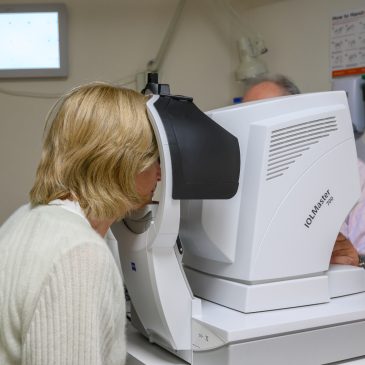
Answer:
top-left (243, 74), bottom-right (300, 102)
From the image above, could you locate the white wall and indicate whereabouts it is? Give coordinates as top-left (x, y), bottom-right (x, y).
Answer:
top-left (238, 0), bottom-right (365, 158)
top-left (0, 0), bottom-right (243, 224)
top-left (2, 0), bottom-right (363, 224)
top-left (238, 0), bottom-right (365, 92)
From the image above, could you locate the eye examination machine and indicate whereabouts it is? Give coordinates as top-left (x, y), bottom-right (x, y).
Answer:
top-left (112, 75), bottom-right (365, 364)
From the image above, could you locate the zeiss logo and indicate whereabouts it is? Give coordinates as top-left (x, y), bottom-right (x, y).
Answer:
top-left (304, 189), bottom-right (334, 228)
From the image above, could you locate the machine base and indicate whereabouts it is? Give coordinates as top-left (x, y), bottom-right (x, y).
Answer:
top-left (126, 292), bottom-right (365, 365)
top-left (126, 320), bottom-right (365, 365)
top-left (184, 265), bottom-right (365, 313)
top-left (192, 320), bottom-right (365, 365)
top-left (328, 264), bottom-right (365, 298)
top-left (184, 266), bottom-right (330, 312)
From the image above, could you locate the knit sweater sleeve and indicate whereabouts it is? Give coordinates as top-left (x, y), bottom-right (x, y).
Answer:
top-left (21, 243), bottom-right (126, 365)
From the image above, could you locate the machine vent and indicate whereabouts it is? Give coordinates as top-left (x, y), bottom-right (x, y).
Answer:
top-left (266, 116), bottom-right (338, 181)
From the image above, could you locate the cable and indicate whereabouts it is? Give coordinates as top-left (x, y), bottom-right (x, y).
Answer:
top-left (0, 0), bottom-right (186, 99)
top-left (0, 74), bottom-right (140, 99)
top-left (147, 0), bottom-right (186, 72)
top-left (215, 0), bottom-right (256, 38)
top-left (0, 86), bottom-right (62, 99)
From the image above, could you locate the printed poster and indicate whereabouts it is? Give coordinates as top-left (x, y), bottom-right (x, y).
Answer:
top-left (331, 9), bottom-right (365, 77)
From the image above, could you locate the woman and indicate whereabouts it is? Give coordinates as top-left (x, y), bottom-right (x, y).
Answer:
top-left (0, 83), bottom-right (161, 365)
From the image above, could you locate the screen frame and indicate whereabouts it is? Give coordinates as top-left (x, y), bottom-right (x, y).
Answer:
top-left (0, 3), bottom-right (68, 79)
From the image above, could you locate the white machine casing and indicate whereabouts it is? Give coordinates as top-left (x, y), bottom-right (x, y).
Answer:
top-left (112, 94), bottom-right (195, 363)
top-left (113, 91), bottom-right (365, 365)
top-left (181, 91), bottom-right (362, 312)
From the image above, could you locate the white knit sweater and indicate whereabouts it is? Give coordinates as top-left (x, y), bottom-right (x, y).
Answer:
top-left (0, 204), bottom-right (126, 365)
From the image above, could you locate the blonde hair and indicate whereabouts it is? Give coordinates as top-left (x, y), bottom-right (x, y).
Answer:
top-left (30, 82), bottom-right (158, 220)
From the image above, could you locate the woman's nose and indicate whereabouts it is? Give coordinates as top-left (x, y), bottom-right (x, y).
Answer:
top-left (156, 163), bottom-right (161, 181)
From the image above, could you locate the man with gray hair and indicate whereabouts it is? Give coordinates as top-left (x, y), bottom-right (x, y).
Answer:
top-left (243, 74), bottom-right (300, 102)
top-left (242, 74), bottom-right (365, 268)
